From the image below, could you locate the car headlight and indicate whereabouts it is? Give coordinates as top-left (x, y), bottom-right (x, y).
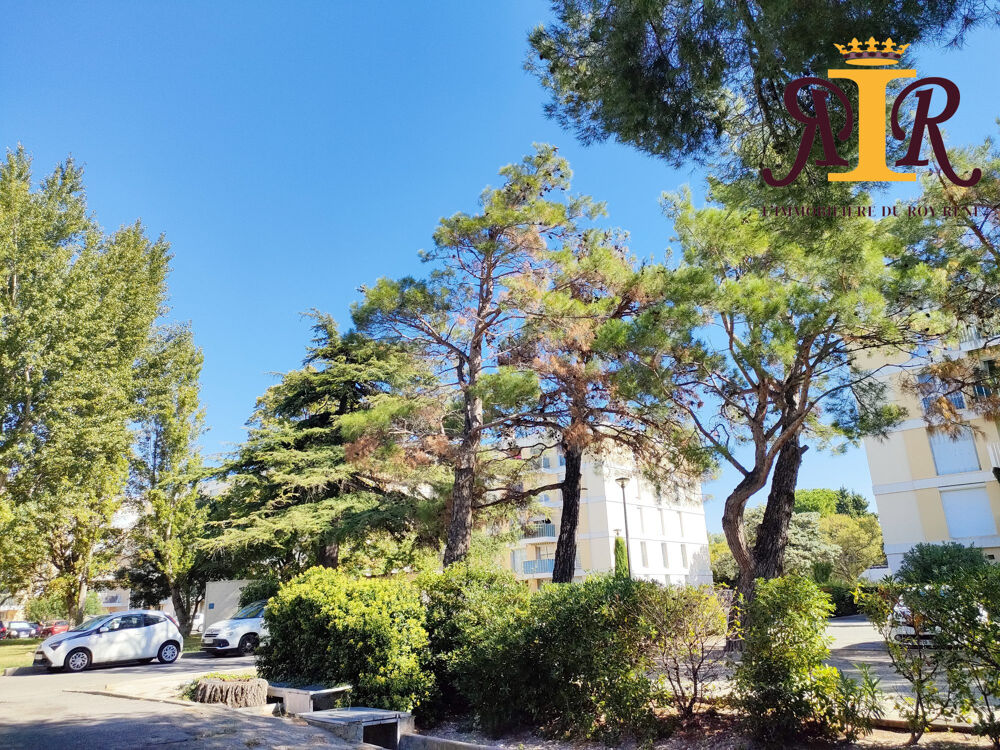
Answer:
top-left (50, 641), bottom-right (61, 650)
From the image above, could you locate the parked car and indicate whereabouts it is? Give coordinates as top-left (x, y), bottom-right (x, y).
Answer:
top-left (888, 589), bottom-right (987, 645)
top-left (201, 600), bottom-right (268, 656)
top-left (191, 612), bottom-right (204, 633)
top-left (39, 620), bottom-right (70, 637)
top-left (33, 610), bottom-right (183, 672)
top-left (0, 621), bottom-right (7, 639)
top-left (4, 621), bottom-right (39, 639)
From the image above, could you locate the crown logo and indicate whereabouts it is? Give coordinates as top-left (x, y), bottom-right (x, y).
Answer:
top-left (834, 37), bottom-right (909, 66)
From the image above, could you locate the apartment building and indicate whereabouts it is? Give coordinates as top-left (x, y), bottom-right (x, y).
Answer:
top-left (499, 445), bottom-right (713, 589)
top-left (861, 323), bottom-right (1000, 572)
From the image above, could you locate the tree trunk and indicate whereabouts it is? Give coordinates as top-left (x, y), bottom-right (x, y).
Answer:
top-left (317, 539), bottom-right (340, 568)
top-left (193, 678), bottom-right (268, 708)
top-left (752, 433), bottom-right (807, 580)
top-left (721, 469), bottom-right (769, 649)
top-left (552, 442), bottom-right (583, 583)
top-left (444, 355), bottom-right (483, 565)
top-left (171, 585), bottom-right (192, 638)
top-left (444, 459), bottom-right (476, 565)
top-left (68, 577), bottom-right (88, 626)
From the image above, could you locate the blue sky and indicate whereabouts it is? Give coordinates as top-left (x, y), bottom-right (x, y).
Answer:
top-left (1, 3), bottom-right (996, 532)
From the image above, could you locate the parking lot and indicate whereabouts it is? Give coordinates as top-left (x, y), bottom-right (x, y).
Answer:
top-left (0, 650), bottom-right (350, 749)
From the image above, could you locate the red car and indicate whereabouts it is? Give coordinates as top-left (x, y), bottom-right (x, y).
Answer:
top-left (38, 620), bottom-right (70, 637)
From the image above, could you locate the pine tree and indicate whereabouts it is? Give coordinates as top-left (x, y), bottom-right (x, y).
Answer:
top-left (206, 314), bottom-right (443, 577)
top-left (353, 145), bottom-right (605, 565)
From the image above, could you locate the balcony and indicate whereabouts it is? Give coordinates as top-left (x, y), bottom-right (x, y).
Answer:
top-left (521, 521), bottom-right (557, 539)
top-left (959, 322), bottom-right (1000, 349)
top-left (523, 559), bottom-right (555, 575)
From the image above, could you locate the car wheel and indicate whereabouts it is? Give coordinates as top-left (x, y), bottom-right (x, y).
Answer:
top-left (64, 649), bottom-right (91, 672)
top-left (157, 641), bottom-right (180, 664)
top-left (237, 634), bottom-right (258, 656)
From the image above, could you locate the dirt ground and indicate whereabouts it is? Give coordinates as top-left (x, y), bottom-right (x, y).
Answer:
top-left (426, 716), bottom-right (995, 749)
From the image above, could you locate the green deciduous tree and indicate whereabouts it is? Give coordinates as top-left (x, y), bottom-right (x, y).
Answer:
top-left (794, 489), bottom-right (839, 517)
top-left (0, 148), bottom-right (168, 622)
top-left (819, 513), bottom-right (885, 582)
top-left (122, 325), bottom-right (208, 635)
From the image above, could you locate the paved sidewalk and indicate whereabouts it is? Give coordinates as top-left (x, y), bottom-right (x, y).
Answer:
top-left (0, 654), bottom-right (356, 749)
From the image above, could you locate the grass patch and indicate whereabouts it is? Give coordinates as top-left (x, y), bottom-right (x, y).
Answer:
top-left (183, 639), bottom-right (203, 653)
top-left (0, 639), bottom-right (42, 671)
top-left (178, 670), bottom-right (258, 701)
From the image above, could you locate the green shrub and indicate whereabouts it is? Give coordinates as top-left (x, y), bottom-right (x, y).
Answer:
top-left (857, 582), bottom-right (962, 743)
top-left (642, 584), bottom-right (730, 718)
top-left (734, 576), bottom-right (835, 745)
top-left (916, 567), bottom-right (1000, 747)
top-left (255, 567), bottom-right (433, 712)
top-left (820, 581), bottom-right (878, 617)
top-left (455, 574), bottom-right (657, 743)
top-left (238, 577), bottom-right (282, 608)
top-left (417, 561), bottom-right (529, 723)
top-left (896, 542), bottom-right (988, 584)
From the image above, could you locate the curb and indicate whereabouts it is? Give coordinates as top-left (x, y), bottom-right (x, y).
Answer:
top-left (872, 716), bottom-right (974, 733)
top-left (2, 666), bottom-right (46, 676)
top-left (66, 688), bottom-right (195, 708)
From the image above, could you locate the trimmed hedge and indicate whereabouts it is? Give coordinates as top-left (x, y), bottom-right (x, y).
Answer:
top-left (255, 567), bottom-right (433, 712)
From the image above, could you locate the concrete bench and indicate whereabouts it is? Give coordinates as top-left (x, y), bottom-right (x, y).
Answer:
top-left (265, 683), bottom-right (351, 715)
top-left (299, 707), bottom-right (415, 749)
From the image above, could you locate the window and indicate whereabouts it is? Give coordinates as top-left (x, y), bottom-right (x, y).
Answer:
top-left (640, 542), bottom-right (649, 568)
top-left (928, 427), bottom-right (981, 475)
top-left (558, 453), bottom-right (566, 467)
top-left (974, 360), bottom-right (1000, 400)
top-left (542, 455), bottom-right (551, 469)
top-left (661, 543), bottom-right (670, 568)
top-left (106, 614), bottom-right (143, 631)
top-left (918, 373), bottom-right (966, 412)
top-left (941, 486), bottom-right (997, 538)
top-left (143, 614), bottom-right (165, 627)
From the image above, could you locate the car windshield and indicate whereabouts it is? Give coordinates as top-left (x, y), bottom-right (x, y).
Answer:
top-left (232, 602), bottom-right (265, 619)
top-left (9, 622), bottom-right (29, 628)
top-left (70, 615), bottom-right (110, 632)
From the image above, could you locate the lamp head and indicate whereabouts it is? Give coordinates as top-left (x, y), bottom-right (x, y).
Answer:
top-left (615, 476), bottom-right (630, 489)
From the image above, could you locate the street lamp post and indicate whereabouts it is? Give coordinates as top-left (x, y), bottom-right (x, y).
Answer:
top-left (615, 476), bottom-right (633, 579)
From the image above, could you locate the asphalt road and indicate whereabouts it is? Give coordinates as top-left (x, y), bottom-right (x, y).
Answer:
top-left (0, 651), bottom-right (350, 749)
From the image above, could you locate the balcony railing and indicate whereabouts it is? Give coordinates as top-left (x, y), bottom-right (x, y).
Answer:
top-left (523, 559), bottom-right (555, 574)
top-left (521, 521), bottom-right (556, 539)
top-left (959, 322), bottom-right (1000, 348)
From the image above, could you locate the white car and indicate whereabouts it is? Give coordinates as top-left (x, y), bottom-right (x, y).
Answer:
top-left (201, 600), bottom-right (268, 656)
top-left (34, 610), bottom-right (183, 672)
